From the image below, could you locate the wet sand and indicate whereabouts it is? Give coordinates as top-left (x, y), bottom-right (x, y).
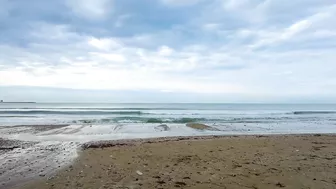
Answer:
top-left (18, 134), bottom-right (336, 189)
top-left (186, 123), bottom-right (219, 131)
top-left (0, 125), bottom-right (78, 189)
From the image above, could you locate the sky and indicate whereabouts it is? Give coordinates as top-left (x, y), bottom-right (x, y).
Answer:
top-left (0, 0), bottom-right (336, 103)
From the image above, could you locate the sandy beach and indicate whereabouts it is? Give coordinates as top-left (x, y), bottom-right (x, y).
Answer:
top-left (15, 134), bottom-right (336, 189)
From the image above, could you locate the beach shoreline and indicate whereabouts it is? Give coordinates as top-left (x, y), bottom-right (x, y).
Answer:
top-left (10, 134), bottom-right (336, 189)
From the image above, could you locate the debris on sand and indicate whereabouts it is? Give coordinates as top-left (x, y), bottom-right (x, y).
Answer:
top-left (186, 123), bottom-right (219, 131)
top-left (113, 124), bottom-right (123, 131)
top-left (275, 182), bottom-right (285, 187)
top-left (136, 170), bottom-right (143, 175)
top-left (154, 124), bottom-right (170, 131)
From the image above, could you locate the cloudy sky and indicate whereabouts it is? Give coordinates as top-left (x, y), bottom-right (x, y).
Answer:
top-left (0, 0), bottom-right (336, 102)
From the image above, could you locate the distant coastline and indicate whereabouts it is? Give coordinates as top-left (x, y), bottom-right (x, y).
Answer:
top-left (0, 101), bottom-right (36, 104)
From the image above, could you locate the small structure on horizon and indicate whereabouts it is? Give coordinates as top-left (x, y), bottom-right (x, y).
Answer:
top-left (0, 100), bottom-right (35, 103)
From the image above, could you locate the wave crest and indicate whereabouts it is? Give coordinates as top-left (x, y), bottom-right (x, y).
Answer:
top-left (73, 117), bottom-right (210, 124)
top-left (292, 111), bottom-right (336, 115)
top-left (0, 110), bottom-right (146, 115)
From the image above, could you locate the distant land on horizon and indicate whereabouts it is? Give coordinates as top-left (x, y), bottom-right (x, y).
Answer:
top-left (0, 100), bottom-right (36, 103)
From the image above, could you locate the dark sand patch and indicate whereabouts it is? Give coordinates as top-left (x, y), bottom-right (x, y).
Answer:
top-left (81, 135), bottom-right (225, 149)
top-left (0, 138), bottom-right (37, 155)
top-left (18, 134), bottom-right (336, 189)
top-left (186, 123), bottom-right (219, 131)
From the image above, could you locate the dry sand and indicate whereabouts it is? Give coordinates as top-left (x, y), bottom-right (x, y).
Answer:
top-left (16, 135), bottom-right (336, 189)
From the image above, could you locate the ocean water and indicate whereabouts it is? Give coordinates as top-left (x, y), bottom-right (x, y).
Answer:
top-left (0, 103), bottom-right (336, 136)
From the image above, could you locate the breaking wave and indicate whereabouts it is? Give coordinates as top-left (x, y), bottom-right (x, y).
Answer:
top-left (292, 111), bottom-right (336, 115)
top-left (0, 107), bottom-right (187, 110)
top-left (0, 110), bottom-right (147, 115)
top-left (72, 117), bottom-right (212, 124)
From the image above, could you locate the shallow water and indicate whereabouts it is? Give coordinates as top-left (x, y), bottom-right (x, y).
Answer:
top-left (1, 103), bottom-right (336, 139)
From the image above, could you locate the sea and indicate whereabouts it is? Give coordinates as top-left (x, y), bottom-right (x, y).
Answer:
top-left (1, 103), bottom-right (336, 138)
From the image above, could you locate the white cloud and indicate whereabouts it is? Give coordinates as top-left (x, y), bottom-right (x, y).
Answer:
top-left (1, 0), bottom-right (336, 101)
top-left (223, 0), bottom-right (250, 10)
top-left (0, 61), bottom-right (244, 93)
top-left (88, 37), bottom-right (121, 50)
top-left (90, 52), bottom-right (126, 62)
top-left (202, 23), bottom-right (220, 31)
top-left (66, 0), bottom-right (113, 20)
top-left (283, 19), bottom-right (311, 38)
top-left (0, 22), bottom-right (246, 93)
top-left (313, 30), bottom-right (336, 38)
top-left (2, 26), bottom-right (335, 96)
top-left (158, 46), bottom-right (174, 56)
top-left (161, 0), bottom-right (202, 6)
top-left (247, 6), bottom-right (336, 49)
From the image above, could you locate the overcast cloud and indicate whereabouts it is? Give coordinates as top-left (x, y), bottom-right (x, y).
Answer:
top-left (0, 0), bottom-right (335, 102)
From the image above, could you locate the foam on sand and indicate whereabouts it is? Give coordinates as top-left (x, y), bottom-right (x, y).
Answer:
top-left (0, 140), bottom-right (78, 188)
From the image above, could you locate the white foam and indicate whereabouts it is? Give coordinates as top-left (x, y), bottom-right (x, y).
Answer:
top-left (2, 122), bottom-right (336, 144)
top-left (1, 124), bottom-right (218, 143)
